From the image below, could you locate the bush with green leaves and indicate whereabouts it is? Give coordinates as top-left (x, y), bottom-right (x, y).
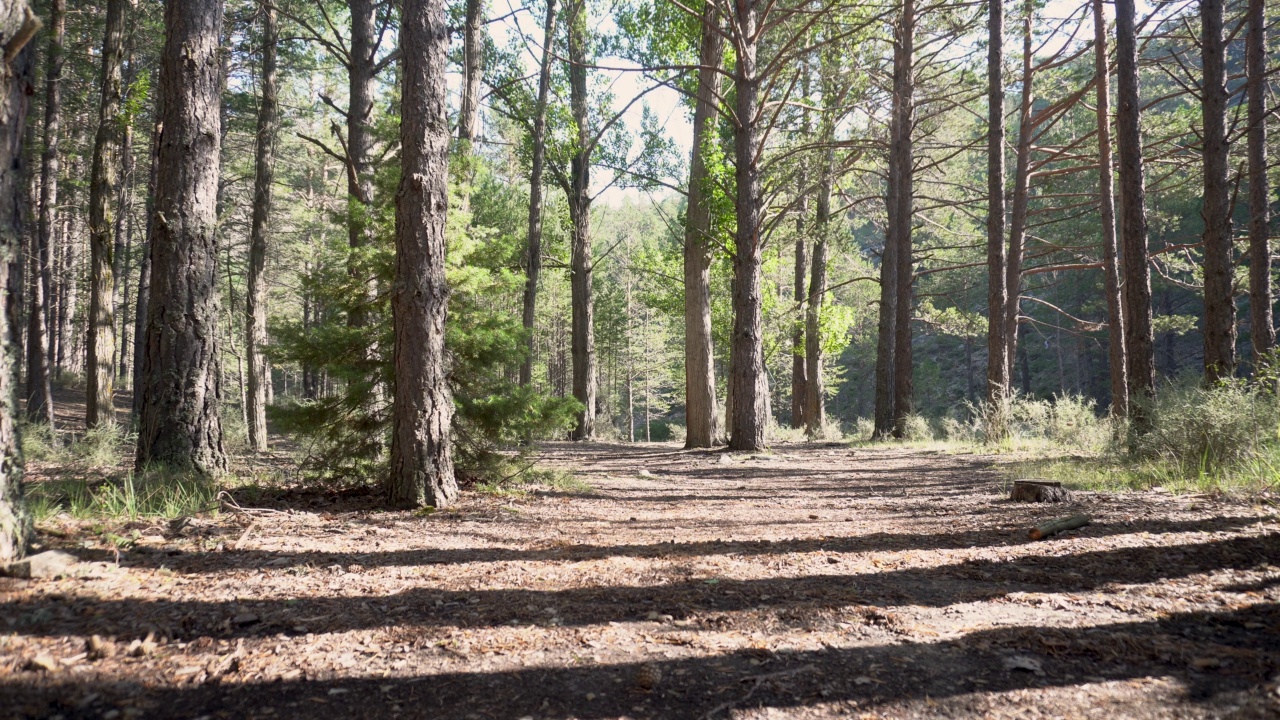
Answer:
top-left (1136, 380), bottom-right (1279, 477)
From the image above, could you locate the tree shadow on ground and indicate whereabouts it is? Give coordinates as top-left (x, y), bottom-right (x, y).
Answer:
top-left (6, 603), bottom-right (1277, 720)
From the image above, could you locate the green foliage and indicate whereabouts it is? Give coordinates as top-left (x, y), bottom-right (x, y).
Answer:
top-left (1136, 380), bottom-right (1280, 477)
top-left (27, 468), bottom-right (219, 522)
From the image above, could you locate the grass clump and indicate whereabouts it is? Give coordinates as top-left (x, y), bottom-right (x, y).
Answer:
top-left (27, 466), bottom-right (220, 522)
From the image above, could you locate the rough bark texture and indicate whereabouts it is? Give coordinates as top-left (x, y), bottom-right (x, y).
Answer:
top-left (0, 7), bottom-right (38, 565)
top-left (25, 0), bottom-right (60, 427)
top-left (135, 0), bottom-right (227, 475)
top-left (388, 0), bottom-right (456, 509)
top-left (1115, 0), bottom-right (1155, 426)
top-left (728, 0), bottom-right (769, 452)
top-left (1093, 0), bottom-right (1127, 417)
top-left (890, 0), bottom-right (915, 439)
top-left (1200, 0), bottom-right (1234, 384)
top-left (682, 2), bottom-right (722, 448)
top-left (1003, 3), bottom-right (1033, 389)
top-left (985, 0), bottom-right (1008, 405)
top-left (872, 203), bottom-right (898, 436)
top-left (519, 0), bottom-right (556, 388)
top-left (1246, 0), bottom-right (1272, 367)
top-left (457, 0), bottom-right (483, 154)
top-left (86, 0), bottom-right (128, 428)
top-left (567, 0), bottom-right (596, 441)
top-left (246, 0), bottom-right (278, 453)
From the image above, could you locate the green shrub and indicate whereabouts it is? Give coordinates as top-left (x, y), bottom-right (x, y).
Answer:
top-left (1137, 380), bottom-right (1278, 476)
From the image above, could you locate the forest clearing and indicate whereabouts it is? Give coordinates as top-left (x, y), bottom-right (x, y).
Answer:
top-left (4, 431), bottom-right (1280, 719)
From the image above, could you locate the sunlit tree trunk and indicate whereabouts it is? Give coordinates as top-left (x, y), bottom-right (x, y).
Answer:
top-left (246, 0), bottom-right (278, 453)
top-left (1003, 0), bottom-right (1033, 389)
top-left (683, 1), bottom-right (722, 448)
top-left (86, 0), bottom-right (129, 428)
top-left (132, 112), bottom-right (158, 421)
top-left (1201, 0), bottom-right (1234, 384)
top-left (136, 0), bottom-right (227, 475)
top-left (457, 0), bottom-right (484, 212)
top-left (1093, 0), bottom-right (1127, 417)
top-left (1246, 0), bottom-right (1272, 367)
top-left (519, 0), bottom-right (556, 388)
top-left (1115, 0), bottom-right (1155, 429)
top-left (389, 0), bottom-right (456, 508)
top-left (728, 0), bottom-right (769, 452)
top-left (567, 0), bottom-right (596, 440)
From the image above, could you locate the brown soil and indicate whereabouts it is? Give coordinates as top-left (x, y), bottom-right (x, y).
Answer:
top-left (3, 438), bottom-right (1279, 719)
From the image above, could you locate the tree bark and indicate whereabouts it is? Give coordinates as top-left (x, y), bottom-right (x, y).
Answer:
top-left (25, 0), bottom-right (61, 427)
top-left (804, 127), bottom-right (832, 439)
top-left (456, 0), bottom-right (484, 212)
top-left (1200, 0), bottom-right (1234, 384)
top-left (567, 0), bottom-right (595, 441)
top-left (1003, 0), bottom-right (1033, 390)
top-left (890, 0), bottom-right (915, 439)
top-left (985, 0), bottom-right (1008, 405)
top-left (791, 214), bottom-right (807, 429)
top-left (132, 111), bottom-right (158, 420)
top-left (1115, 0), bottom-right (1155, 428)
top-left (1093, 0), bottom-right (1127, 418)
top-left (136, 0), bottom-right (227, 475)
top-left (682, 1), bottom-right (722, 448)
top-left (389, 0), bottom-right (456, 508)
top-left (86, 0), bottom-right (128, 428)
top-left (0, 7), bottom-right (39, 565)
top-left (246, 0), bottom-right (277, 453)
top-left (347, 0), bottom-right (377, 327)
top-left (728, 0), bottom-right (769, 452)
top-left (519, 0), bottom-right (556, 388)
top-left (1246, 0), bottom-right (1272, 367)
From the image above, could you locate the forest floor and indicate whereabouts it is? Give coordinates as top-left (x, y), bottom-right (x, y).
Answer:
top-left (4, 426), bottom-right (1280, 718)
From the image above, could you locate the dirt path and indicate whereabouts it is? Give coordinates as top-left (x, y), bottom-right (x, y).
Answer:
top-left (4, 441), bottom-right (1279, 719)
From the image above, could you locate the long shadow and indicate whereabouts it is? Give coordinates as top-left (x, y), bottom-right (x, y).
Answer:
top-left (6, 603), bottom-right (1276, 720)
top-left (11, 533), bottom-right (1276, 641)
top-left (72, 514), bottom-right (1264, 576)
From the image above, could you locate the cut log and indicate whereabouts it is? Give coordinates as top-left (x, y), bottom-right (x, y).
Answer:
top-left (1028, 514), bottom-right (1090, 540)
top-left (1011, 480), bottom-right (1071, 503)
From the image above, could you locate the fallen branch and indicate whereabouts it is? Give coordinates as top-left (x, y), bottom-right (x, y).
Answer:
top-left (1028, 514), bottom-right (1091, 541)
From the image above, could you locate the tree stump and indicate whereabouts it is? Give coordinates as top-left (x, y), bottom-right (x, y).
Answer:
top-left (1010, 480), bottom-right (1071, 503)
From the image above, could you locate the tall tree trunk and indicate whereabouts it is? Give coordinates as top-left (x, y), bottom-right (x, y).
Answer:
top-left (890, 0), bottom-right (915, 439)
top-left (519, 0), bottom-right (556, 388)
top-left (985, 0), bottom-right (1008, 405)
top-left (567, 0), bottom-right (595, 441)
top-left (347, 0), bottom-right (376, 326)
top-left (728, 0), bottom-right (768, 452)
top-left (804, 132), bottom-right (832, 439)
top-left (53, 199), bottom-right (71, 375)
top-left (791, 209), bottom-right (807, 429)
top-left (86, 0), bottom-right (128, 428)
top-left (682, 1), bottom-right (722, 448)
top-left (389, 0), bottom-right (456, 508)
top-left (456, 0), bottom-right (484, 211)
top-left (872, 195), bottom-right (898, 436)
top-left (1246, 0), bottom-right (1272, 367)
top-left (1115, 0), bottom-right (1155, 428)
top-left (1003, 0), bottom-right (1033, 390)
top-left (136, 0), bottom-right (227, 475)
top-left (132, 111), bottom-right (158, 420)
top-left (246, 0), bottom-right (277, 453)
top-left (111, 34), bottom-right (135, 382)
top-left (1201, 0), bottom-right (1234, 384)
top-left (1093, 0), bottom-right (1127, 417)
top-left (0, 7), bottom-right (38, 566)
top-left (26, 0), bottom-right (61, 427)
